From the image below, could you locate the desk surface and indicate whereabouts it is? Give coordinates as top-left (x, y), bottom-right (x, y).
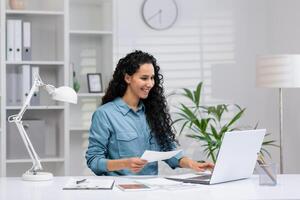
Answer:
top-left (0, 175), bottom-right (300, 200)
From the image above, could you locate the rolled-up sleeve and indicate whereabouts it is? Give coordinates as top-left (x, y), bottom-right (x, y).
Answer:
top-left (85, 110), bottom-right (111, 175)
top-left (164, 142), bottom-right (184, 169)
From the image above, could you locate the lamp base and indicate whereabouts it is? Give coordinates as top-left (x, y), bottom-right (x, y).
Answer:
top-left (22, 171), bottom-right (53, 181)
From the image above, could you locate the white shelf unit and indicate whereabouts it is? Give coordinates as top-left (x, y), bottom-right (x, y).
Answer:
top-left (0, 0), bottom-right (3, 177)
top-left (68, 0), bottom-right (114, 176)
top-left (0, 0), bottom-right (114, 177)
top-left (0, 0), bottom-right (68, 177)
top-left (0, 0), bottom-right (113, 176)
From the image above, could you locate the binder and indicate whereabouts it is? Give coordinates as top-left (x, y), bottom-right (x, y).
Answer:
top-left (21, 65), bottom-right (31, 104)
top-left (6, 67), bottom-right (17, 105)
top-left (22, 21), bottom-right (31, 61)
top-left (6, 20), bottom-right (15, 61)
top-left (14, 20), bottom-right (22, 61)
top-left (16, 67), bottom-right (22, 105)
top-left (31, 66), bottom-right (40, 105)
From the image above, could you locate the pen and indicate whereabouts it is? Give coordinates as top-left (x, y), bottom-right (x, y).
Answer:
top-left (257, 159), bottom-right (276, 184)
top-left (76, 179), bottom-right (87, 184)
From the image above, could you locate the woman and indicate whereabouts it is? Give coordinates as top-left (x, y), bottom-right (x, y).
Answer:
top-left (86, 50), bottom-right (213, 175)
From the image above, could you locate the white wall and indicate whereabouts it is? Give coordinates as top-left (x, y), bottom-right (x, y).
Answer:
top-left (264, 0), bottom-right (300, 173)
top-left (114, 0), bottom-right (300, 174)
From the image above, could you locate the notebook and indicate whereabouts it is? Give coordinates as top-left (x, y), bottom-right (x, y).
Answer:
top-left (63, 178), bottom-right (115, 190)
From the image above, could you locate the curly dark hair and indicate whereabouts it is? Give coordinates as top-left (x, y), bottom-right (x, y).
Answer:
top-left (102, 50), bottom-right (176, 151)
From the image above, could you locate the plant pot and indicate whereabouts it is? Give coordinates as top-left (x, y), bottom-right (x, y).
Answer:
top-left (9, 0), bottom-right (25, 10)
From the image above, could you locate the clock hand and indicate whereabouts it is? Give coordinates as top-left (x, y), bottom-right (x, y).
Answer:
top-left (147, 9), bottom-right (162, 22)
top-left (159, 10), bottom-right (162, 24)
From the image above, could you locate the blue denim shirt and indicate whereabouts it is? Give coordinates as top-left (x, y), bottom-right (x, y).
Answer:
top-left (86, 97), bottom-right (183, 176)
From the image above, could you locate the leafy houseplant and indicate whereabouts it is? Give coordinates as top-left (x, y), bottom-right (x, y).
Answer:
top-left (173, 82), bottom-right (277, 163)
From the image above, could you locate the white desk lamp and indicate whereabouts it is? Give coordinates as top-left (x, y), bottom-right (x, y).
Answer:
top-left (8, 73), bottom-right (77, 181)
top-left (256, 54), bottom-right (300, 174)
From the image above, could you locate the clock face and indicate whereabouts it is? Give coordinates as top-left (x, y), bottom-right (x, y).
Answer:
top-left (142, 0), bottom-right (178, 30)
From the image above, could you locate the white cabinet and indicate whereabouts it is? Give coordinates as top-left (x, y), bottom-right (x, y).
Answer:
top-left (0, 0), bottom-right (114, 176)
top-left (68, 0), bottom-right (113, 176)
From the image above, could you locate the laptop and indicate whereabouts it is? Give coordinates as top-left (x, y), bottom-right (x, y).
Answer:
top-left (166, 129), bottom-right (266, 185)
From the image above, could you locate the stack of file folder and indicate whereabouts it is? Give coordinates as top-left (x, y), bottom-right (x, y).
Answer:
top-left (7, 19), bottom-right (31, 61)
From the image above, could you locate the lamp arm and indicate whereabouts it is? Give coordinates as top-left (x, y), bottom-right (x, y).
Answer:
top-left (8, 77), bottom-right (44, 173)
top-left (15, 121), bottom-right (42, 172)
top-left (16, 77), bottom-right (44, 120)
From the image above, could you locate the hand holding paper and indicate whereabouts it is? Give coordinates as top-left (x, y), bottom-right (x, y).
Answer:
top-left (141, 150), bottom-right (182, 162)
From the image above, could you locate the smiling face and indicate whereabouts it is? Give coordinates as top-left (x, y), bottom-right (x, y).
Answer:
top-left (124, 63), bottom-right (155, 101)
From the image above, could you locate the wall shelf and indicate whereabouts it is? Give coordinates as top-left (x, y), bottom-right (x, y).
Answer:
top-left (70, 127), bottom-right (89, 132)
top-left (6, 106), bottom-right (65, 110)
top-left (6, 10), bottom-right (64, 16)
top-left (6, 61), bottom-right (65, 66)
top-left (70, 30), bottom-right (112, 35)
top-left (6, 158), bottom-right (65, 163)
top-left (77, 93), bottom-right (105, 97)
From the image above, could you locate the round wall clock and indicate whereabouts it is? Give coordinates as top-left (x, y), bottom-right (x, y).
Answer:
top-left (141, 0), bottom-right (178, 30)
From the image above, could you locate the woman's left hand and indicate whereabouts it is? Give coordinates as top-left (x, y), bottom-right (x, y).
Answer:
top-left (188, 160), bottom-right (214, 172)
top-left (179, 157), bottom-right (214, 172)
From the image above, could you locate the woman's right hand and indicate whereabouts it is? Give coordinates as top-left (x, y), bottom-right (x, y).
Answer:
top-left (125, 158), bottom-right (148, 173)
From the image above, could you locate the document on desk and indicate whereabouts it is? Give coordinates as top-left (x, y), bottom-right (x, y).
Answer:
top-left (63, 178), bottom-right (114, 190)
top-left (136, 177), bottom-right (183, 186)
top-left (141, 149), bottom-right (182, 162)
top-left (135, 178), bottom-right (199, 190)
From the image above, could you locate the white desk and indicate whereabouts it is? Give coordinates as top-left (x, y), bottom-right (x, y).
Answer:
top-left (0, 175), bottom-right (299, 200)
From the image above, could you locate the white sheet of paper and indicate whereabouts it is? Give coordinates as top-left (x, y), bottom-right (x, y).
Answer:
top-left (140, 150), bottom-right (182, 162)
top-left (136, 178), bottom-right (183, 186)
top-left (135, 178), bottom-right (199, 190)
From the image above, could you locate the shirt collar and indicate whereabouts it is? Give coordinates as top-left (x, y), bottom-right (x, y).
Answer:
top-left (114, 97), bottom-right (145, 115)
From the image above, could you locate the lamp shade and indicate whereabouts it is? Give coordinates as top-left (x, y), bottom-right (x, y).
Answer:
top-left (52, 86), bottom-right (78, 104)
top-left (256, 54), bottom-right (300, 88)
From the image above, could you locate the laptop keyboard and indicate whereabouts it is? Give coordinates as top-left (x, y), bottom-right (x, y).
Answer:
top-left (188, 174), bottom-right (212, 180)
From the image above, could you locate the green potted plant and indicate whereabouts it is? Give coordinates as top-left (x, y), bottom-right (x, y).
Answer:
top-left (172, 82), bottom-right (277, 163)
